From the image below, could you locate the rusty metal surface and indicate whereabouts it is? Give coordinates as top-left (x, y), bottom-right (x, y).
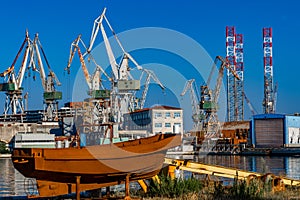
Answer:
top-left (12, 134), bottom-right (181, 198)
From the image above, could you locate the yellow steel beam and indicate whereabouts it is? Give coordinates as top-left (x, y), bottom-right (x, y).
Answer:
top-left (137, 175), bottom-right (160, 193)
top-left (137, 180), bottom-right (148, 193)
top-left (164, 158), bottom-right (300, 186)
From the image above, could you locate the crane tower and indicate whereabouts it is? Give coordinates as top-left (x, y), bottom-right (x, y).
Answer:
top-left (226, 26), bottom-right (244, 121)
top-left (263, 27), bottom-right (275, 114)
top-left (235, 33), bottom-right (244, 120)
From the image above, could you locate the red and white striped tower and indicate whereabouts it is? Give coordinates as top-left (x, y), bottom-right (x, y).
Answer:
top-left (226, 26), bottom-right (236, 121)
top-left (263, 27), bottom-right (275, 113)
top-left (235, 33), bottom-right (244, 120)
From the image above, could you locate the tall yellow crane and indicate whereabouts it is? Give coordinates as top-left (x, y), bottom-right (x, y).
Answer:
top-left (66, 34), bottom-right (111, 99)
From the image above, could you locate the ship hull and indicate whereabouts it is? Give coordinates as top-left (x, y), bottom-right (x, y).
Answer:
top-left (11, 133), bottom-right (180, 197)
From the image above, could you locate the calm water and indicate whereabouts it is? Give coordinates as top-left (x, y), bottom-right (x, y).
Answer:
top-left (0, 158), bottom-right (29, 197)
top-left (2, 155), bottom-right (300, 197)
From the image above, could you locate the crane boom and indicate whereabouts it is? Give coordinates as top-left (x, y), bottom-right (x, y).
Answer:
top-left (87, 7), bottom-right (107, 55)
top-left (100, 23), bottom-right (119, 80)
top-left (181, 79), bottom-right (202, 130)
top-left (35, 34), bottom-right (61, 86)
top-left (103, 15), bottom-right (143, 70)
top-left (1, 30), bottom-right (30, 79)
top-left (32, 34), bottom-right (47, 90)
top-left (0, 30), bottom-right (34, 115)
top-left (213, 56), bottom-right (240, 104)
top-left (140, 69), bottom-right (165, 109)
top-left (243, 92), bottom-right (257, 115)
top-left (200, 55), bottom-right (240, 139)
top-left (87, 8), bottom-right (143, 83)
top-left (16, 38), bottom-right (31, 89)
top-left (67, 35), bottom-right (92, 89)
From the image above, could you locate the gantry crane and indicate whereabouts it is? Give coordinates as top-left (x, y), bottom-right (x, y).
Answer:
top-left (0, 30), bottom-right (33, 116)
top-left (180, 79), bottom-right (203, 131)
top-left (201, 56), bottom-right (240, 139)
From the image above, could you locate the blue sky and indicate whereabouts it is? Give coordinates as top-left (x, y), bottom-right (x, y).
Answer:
top-left (0, 0), bottom-right (299, 130)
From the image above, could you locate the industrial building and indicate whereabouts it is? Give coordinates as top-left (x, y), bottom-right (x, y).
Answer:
top-left (251, 114), bottom-right (300, 148)
top-left (123, 105), bottom-right (183, 137)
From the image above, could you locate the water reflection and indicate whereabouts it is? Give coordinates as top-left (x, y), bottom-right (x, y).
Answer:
top-left (0, 158), bottom-right (27, 197)
top-left (1, 155), bottom-right (300, 197)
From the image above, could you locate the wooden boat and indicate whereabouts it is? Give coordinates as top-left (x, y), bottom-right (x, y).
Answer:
top-left (11, 133), bottom-right (181, 198)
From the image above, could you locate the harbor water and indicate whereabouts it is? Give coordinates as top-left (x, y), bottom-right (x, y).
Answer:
top-left (2, 155), bottom-right (300, 197)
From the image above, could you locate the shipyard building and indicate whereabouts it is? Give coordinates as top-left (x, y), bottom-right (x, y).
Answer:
top-left (251, 114), bottom-right (300, 148)
top-left (122, 105), bottom-right (183, 138)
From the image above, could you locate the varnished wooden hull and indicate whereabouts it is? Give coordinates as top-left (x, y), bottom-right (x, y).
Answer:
top-left (11, 133), bottom-right (181, 197)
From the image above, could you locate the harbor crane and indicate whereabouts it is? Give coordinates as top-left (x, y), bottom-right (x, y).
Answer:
top-left (200, 56), bottom-right (240, 140)
top-left (66, 34), bottom-right (111, 98)
top-left (66, 34), bottom-right (112, 126)
top-left (180, 79), bottom-right (203, 131)
top-left (0, 31), bottom-right (33, 116)
top-left (87, 8), bottom-right (143, 81)
top-left (86, 8), bottom-right (141, 125)
top-left (86, 7), bottom-right (161, 128)
top-left (31, 33), bottom-right (62, 121)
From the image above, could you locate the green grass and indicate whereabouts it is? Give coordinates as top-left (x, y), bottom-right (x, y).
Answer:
top-left (146, 175), bottom-right (203, 199)
top-left (141, 174), bottom-right (300, 200)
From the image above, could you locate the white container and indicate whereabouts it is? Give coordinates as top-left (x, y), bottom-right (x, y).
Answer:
top-left (56, 140), bottom-right (62, 148)
top-left (64, 140), bottom-right (69, 148)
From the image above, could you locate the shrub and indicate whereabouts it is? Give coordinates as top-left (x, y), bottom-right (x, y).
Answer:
top-left (147, 174), bottom-right (203, 198)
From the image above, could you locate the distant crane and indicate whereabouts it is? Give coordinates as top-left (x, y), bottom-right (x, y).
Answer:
top-left (201, 56), bottom-right (240, 139)
top-left (66, 34), bottom-right (111, 97)
top-left (31, 33), bottom-right (62, 121)
top-left (65, 34), bottom-right (112, 126)
top-left (139, 69), bottom-right (165, 110)
top-left (180, 79), bottom-right (203, 131)
top-left (0, 30), bottom-right (33, 116)
top-left (243, 92), bottom-right (258, 116)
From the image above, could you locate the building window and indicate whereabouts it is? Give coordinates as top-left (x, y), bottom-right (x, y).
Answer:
top-left (165, 123), bottom-right (171, 127)
top-left (174, 123), bottom-right (181, 127)
top-left (174, 112), bottom-right (181, 118)
top-left (154, 112), bottom-right (162, 118)
top-left (165, 112), bottom-right (171, 118)
top-left (155, 123), bottom-right (162, 128)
